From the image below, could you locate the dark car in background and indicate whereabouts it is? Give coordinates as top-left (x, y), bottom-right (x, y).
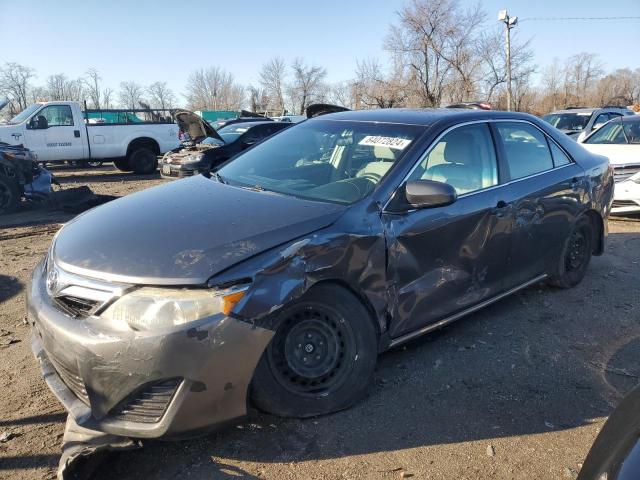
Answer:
top-left (543, 106), bottom-right (634, 141)
top-left (160, 120), bottom-right (291, 178)
top-left (29, 108), bottom-right (612, 441)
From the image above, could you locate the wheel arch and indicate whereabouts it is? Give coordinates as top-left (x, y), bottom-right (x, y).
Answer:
top-left (126, 137), bottom-right (160, 158)
top-left (308, 279), bottom-right (383, 340)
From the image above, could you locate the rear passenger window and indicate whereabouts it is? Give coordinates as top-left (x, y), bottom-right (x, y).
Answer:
top-left (548, 141), bottom-right (572, 167)
top-left (496, 123), bottom-right (554, 180)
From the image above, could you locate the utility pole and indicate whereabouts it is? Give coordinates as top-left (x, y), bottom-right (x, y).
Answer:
top-left (498, 10), bottom-right (518, 111)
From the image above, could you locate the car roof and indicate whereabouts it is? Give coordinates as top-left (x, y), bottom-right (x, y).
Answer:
top-left (619, 114), bottom-right (640, 123)
top-left (311, 108), bottom-right (535, 126)
top-left (549, 107), bottom-right (630, 115)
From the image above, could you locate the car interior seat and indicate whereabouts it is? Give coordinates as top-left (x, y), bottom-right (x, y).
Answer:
top-left (424, 131), bottom-right (482, 192)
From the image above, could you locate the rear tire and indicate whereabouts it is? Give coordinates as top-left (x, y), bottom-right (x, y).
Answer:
top-left (251, 284), bottom-right (378, 418)
top-left (548, 216), bottom-right (593, 288)
top-left (113, 158), bottom-right (133, 172)
top-left (128, 147), bottom-right (157, 174)
top-left (0, 175), bottom-right (20, 215)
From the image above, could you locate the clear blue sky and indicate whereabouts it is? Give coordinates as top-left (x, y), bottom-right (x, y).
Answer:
top-left (1, 0), bottom-right (638, 105)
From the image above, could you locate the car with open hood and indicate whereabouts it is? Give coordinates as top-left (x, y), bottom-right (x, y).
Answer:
top-left (28, 108), bottom-right (612, 441)
top-left (160, 118), bottom-right (290, 178)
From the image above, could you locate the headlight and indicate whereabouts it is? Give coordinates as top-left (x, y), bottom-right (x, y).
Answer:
top-left (101, 285), bottom-right (248, 331)
top-left (181, 154), bottom-right (204, 164)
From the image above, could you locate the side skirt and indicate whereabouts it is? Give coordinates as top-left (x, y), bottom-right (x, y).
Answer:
top-left (388, 274), bottom-right (548, 348)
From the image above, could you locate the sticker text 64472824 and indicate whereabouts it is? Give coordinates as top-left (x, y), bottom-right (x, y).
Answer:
top-left (358, 136), bottom-right (412, 150)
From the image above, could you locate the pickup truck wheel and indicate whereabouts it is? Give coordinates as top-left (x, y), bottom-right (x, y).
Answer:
top-left (113, 158), bottom-right (133, 172)
top-left (250, 284), bottom-right (378, 418)
top-left (0, 175), bottom-right (20, 215)
top-left (128, 147), bottom-right (157, 174)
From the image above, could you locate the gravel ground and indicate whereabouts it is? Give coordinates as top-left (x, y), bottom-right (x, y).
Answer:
top-left (0, 165), bottom-right (639, 479)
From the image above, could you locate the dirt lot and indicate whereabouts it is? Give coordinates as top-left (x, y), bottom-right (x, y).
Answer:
top-left (1, 165), bottom-right (639, 479)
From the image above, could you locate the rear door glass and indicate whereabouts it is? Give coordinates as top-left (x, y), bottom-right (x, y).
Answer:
top-left (495, 123), bottom-right (554, 180)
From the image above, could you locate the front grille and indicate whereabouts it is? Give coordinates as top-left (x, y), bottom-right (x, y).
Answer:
top-left (53, 295), bottom-right (100, 317)
top-left (48, 353), bottom-right (90, 405)
top-left (613, 165), bottom-right (640, 182)
top-left (111, 379), bottom-right (181, 424)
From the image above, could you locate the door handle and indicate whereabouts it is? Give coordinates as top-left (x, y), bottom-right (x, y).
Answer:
top-left (74, 130), bottom-right (80, 138)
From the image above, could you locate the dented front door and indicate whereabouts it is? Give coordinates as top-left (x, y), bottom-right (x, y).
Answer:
top-left (383, 186), bottom-right (513, 339)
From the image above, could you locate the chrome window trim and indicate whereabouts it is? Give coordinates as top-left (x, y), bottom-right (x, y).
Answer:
top-left (382, 118), bottom-right (577, 212)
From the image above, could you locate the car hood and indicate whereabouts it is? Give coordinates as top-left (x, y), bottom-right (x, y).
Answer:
top-left (581, 144), bottom-right (640, 166)
top-left (175, 110), bottom-right (224, 143)
top-left (52, 176), bottom-right (346, 285)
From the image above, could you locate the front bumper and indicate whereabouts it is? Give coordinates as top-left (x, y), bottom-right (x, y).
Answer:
top-left (27, 261), bottom-right (274, 438)
top-left (159, 161), bottom-right (203, 178)
top-left (611, 180), bottom-right (640, 214)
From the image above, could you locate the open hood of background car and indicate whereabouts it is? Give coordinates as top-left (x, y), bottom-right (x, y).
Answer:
top-left (52, 175), bottom-right (346, 284)
top-left (306, 103), bottom-right (350, 119)
top-left (581, 144), bottom-right (640, 166)
top-left (175, 110), bottom-right (224, 143)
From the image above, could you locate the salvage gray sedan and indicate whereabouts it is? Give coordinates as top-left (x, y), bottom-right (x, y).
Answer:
top-left (28, 108), bottom-right (613, 439)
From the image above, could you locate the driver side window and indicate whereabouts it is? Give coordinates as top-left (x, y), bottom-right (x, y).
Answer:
top-left (36, 105), bottom-right (74, 127)
top-left (410, 123), bottom-right (498, 195)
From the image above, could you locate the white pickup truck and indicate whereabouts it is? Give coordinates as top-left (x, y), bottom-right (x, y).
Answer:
top-left (0, 101), bottom-right (180, 173)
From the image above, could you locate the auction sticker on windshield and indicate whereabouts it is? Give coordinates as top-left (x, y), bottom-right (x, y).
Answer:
top-left (359, 136), bottom-right (412, 150)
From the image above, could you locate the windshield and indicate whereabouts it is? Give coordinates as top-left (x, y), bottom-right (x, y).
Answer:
top-left (8, 104), bottom-right (41, 125)
top-left (585, 119), bottom-right (640, 144)
top-left (217, 124), bottom-right (251, 143)
top-left (543, 113), bottom-right (591, 131)
top-left (218, 120), bottom-right (424, 205)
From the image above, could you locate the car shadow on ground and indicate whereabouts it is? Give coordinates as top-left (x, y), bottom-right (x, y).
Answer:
top-left (54, 171), bottom-right (163, 184)
top-left (0, 275), bottom-right (23, 303)
top-left (91, 230), bottom-right (640, 479)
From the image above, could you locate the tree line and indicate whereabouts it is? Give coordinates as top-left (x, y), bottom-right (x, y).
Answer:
top-left (1, 0), bottom-right (638, 120)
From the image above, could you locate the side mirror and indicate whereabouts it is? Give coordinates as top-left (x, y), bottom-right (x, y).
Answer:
top-left (29, 115), bottom-right (48, 129)
top-left (405, 179), bottom-right (457, 209)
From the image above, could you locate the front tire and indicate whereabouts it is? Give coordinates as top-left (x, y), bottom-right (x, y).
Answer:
top-left (128, 147), bottom-right (158, 174)
top-left (548, 216), bottom-right (593, 288)
top-left (251, 284), bottom-right (378, 418)
top-left (113, 158), bottom-right (133, 172)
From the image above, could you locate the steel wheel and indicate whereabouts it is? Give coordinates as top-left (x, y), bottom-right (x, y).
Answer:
top-left (267, 305), bottom-right (355, 396)
top-left (251, 284), bottom-right (378, 418)
top-left (565, 228), bottom-right (589, 272)
top-left (549, 216), bottom-right (593, 289)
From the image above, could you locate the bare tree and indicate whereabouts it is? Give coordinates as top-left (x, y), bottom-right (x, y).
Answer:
top-left (102, 87), bottom-right (113, 109)
top-left (0, 62), bottom-right (35, 111)
top-left (354, 58), bottom-right (407, 108)
top-left (147, 81), bottom-right (176, 109)
top-left (84, 68), bottom-right (102, 108)
top-left (385, 0), bottom-right (489, 107)
top-left (259, 56), bottom-right (287, 115)
top-left (46, 74), bottom-right (70, 100)
top-left (119, 81), bottom-right (144, 109)
top-left (185, 67), bottom-right (245, 111)
top-left (288, 58), bottom-right (327, 115)
top-left (476, 29), bottom-right (535, 108)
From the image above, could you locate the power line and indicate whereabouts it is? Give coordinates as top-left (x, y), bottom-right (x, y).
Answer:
top-left (520, 16), bottom-right (640, 22)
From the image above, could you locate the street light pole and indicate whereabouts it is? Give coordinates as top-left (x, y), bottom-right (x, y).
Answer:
top-left (498, 10), bottom-right (518, 111)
